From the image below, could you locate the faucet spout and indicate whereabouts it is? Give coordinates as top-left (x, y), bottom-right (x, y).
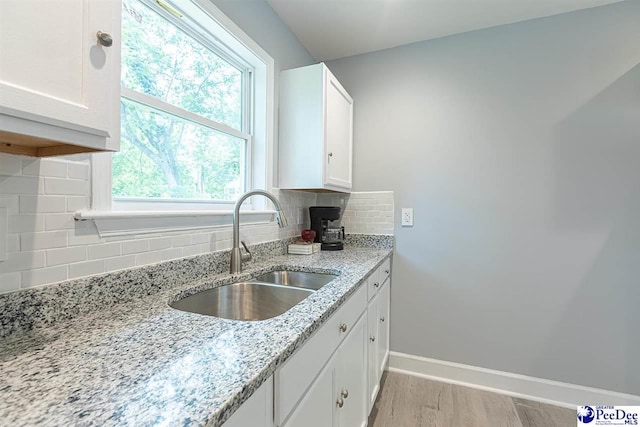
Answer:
top-left (231, 190), bottom-right (287, 274)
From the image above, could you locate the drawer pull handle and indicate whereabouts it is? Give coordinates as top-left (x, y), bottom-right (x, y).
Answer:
top-left (341, 389), bottom-right (349, 399)
top-left (380, 316), bottom-right (385, 322)
top-left (339, 323), bottom-right (348, 333)
top-left (374, 282), bottom-right (380, 288)
top-left (337, 397), bottom-right (344, 408)
top-left (370, 336), bottom-right (376, 342)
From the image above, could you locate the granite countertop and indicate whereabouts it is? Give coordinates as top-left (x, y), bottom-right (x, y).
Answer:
top-left (0, 247), bottom-right (392, 427)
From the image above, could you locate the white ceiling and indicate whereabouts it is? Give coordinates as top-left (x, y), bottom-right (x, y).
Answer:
top-left (266, 0), bottom-right (623, 61)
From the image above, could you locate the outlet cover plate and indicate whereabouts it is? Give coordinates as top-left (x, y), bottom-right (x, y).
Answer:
top-left (401, 208), bottom-right (413, 227)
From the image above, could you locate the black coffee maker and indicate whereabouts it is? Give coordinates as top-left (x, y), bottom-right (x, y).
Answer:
top-left (309, 206), bottom-right (345, 251)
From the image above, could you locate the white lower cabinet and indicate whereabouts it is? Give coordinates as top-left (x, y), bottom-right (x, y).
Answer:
top-left (283, 315), bottom-right (366, 427)
top-left (223, 376), bottom-right (273, 427)
top-left (367, 276), bottom-right (391, 411)
top-left (367, 294), bottom-right (381, 409)
top-left (276, 285), bottom-right (368, 427)
top-left (282, 355), bottom-right (335, 427)
top-left (335, 315), bottom-right (367, 427)
top-left (377, 282), bottom-right (390, 376)
top-left (228, 258), bottom-right (392, 427)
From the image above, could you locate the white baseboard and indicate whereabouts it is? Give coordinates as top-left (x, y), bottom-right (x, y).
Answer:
top-left (388, 351), bottom-right (640, 409)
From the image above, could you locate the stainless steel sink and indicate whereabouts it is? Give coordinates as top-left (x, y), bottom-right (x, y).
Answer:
top-left (170, 282), bottom-right (313, 321)
top-left (252, 270), bottom-right (338, 291)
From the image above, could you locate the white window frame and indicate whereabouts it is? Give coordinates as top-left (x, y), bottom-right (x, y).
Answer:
top-left (83, 0), bottom-right (275, 236)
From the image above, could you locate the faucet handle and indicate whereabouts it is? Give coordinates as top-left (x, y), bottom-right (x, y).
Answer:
top-left (240, 241), bottom-right (252, 262)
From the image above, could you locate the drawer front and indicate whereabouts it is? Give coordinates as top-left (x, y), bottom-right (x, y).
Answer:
top-left (367, 258), bottom-right (391, 301)
top-left (379, 258), bottom-right (391, 283)
top-left (276, 284), bottom-right (367, 424)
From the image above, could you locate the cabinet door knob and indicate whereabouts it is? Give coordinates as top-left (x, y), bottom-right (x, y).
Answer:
top-left (385, 269), bottom-right (390, 274)
top-left (328, 152), bottom-right (333, 157)
top-left (370, 336), bottom-right (376, 342)
top-left (339, 323), bottom-right (348, 333)
top-left (374, 282), bottom-right (380, 288)
top-left (336, 397), bottom-right (344, 408)
top-left (96, 31), bottom-right (113, 47)
top-left (341, 389), bottom-right (349, 399)
top-left (380, 316), bottom-right (385, 322)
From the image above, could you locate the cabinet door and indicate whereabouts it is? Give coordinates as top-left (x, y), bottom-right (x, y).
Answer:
top-left (283, 355), bottom-right (335, 427)
top-left (367, 293), bottom-right (380, 411)
top-left (377, 280), bottom-right (391, 379)
top-left (336, 314), bottom-right (367, 427)
top-left (0, 0), bottom-right (120, 149)
top-left (223, 376), bottom-right (273, 427)
top-left (323, 68), bottom-right (353, 190)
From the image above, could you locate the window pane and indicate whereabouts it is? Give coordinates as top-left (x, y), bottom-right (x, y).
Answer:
top-left (114, 98), bottom-right (245, 201)
top-left (121, 0), bottom-right (243, 130)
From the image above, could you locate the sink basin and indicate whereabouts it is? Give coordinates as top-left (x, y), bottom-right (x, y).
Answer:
top-left (252, 270), bottom-right (338, 291)
top-left (170, 282), bottom-right (313, 321)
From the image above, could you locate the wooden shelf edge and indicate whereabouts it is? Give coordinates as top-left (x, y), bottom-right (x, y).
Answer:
top-left (0, 130), bottom-right (110, 157)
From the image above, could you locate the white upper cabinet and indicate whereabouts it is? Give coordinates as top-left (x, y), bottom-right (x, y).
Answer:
top-left (279, 63), bottom-right (353, 192)
top-left (0, 0), bottom-right (121, 156)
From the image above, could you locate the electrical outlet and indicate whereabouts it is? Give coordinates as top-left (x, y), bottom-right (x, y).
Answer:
top-left (401, 208), bottom-right (413, 227)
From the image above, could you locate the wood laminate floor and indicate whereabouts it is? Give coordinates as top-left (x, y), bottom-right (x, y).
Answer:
top-left (368, 372), bottom-right (576, 427)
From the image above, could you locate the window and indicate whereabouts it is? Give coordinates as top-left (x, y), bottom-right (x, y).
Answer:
top-left (92, 0), bottom-right (274, 215)
top-left (113, 0), bottom-right (252, 208)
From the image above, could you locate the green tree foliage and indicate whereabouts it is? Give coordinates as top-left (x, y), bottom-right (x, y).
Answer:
top-left (113, 0), bottom-right (245, 201)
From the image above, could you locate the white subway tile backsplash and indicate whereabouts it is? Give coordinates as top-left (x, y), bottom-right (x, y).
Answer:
top-left (122, 240), bottom-right (150, 255)
top-left (20, 195), bottom-right (66, 213)
top-left (317, 191), bottom-right (394, 236)
top-left (87, 243), bottom-right (121, 260)
top-left (105, 255), bottom-right (136, 272)
top-left (68, 231), bottom-right (102, 246)
top-left (44, 178), bottom-right (89, 195)
top-left (162, 247), bottom-right (183, 261)
top-left (6, 234), bottom-right (20, 253)
top-left (22, 159), bottom-right (68, 178)
top-left (1, 158), bottom-right (326, 292)
top-left (69, 260), bottom-right (105, 279)
top-left (182, 245), bottom-right (203, 257)
top-left (44, 213), bottom-right (75, 230)
top-left (0, 157), bottom-right (21, 175)
top-left (9, 214), bottom-right (45, 233)
top-left (0, 272), bottom-right (21, 293)
top-left (0, 251), bottom-right (46, 273)
top-left (214, 239), bottom-right (232, 251)
top-left (67, 162), bottom-right (89, 180)
top-left (171, 235), bottom-right (191, 247)
top-left (135, 250), bottom-right (163, 266)
top-left (149, 237), bottom-right (172, 251)
top-left (190, 233), bottom-right (210, 244)
top-left (47, 247), bottom-right (87, 266)
top-left (21, 265), bottom-right (67, 288)
top-left (66, 196), bottom-right (90, 212)
top-left (0, 195), bottom-right (20, 214)
top-left (21, 231), bottom-right (67, 250)
top-left (0, 175), bottom-right (42, 194)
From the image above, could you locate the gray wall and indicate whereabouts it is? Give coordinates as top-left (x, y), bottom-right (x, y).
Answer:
top-left (211, 0), bottom-right (316, 187)
top-left (328, 1), bottom-right (640, 395)
top-left (211, 0), bottom-right (314, 72)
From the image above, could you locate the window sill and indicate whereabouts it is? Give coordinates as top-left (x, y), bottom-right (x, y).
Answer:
top-left (74, 209), bottom-right (276, 238)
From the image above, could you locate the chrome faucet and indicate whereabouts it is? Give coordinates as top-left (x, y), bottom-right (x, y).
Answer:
top-left (230, 190), bottom-right (288, 274)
